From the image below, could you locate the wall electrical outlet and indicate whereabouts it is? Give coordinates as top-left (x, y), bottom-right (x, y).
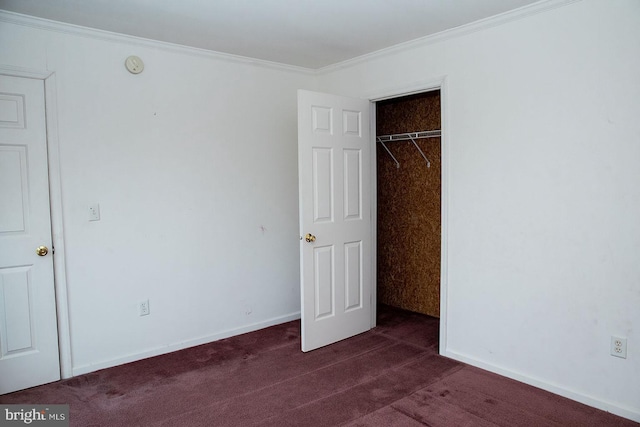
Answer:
top-left (139, 299), bottom-right (150, 316)
top-left (610, 336), bottom-right (627, 359)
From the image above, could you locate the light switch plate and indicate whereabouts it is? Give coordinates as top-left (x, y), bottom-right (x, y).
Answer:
top-left (89, 203), bottom-right (100, 221)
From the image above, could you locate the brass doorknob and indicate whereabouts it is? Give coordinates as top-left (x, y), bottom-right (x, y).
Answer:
top-left (304, 233), bottom-right (316, 243)
top-left (36, 246), bottom-right (49, 256)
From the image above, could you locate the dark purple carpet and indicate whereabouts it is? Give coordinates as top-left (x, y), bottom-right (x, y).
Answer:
top-left (1, 305), bottom-right (636, 426)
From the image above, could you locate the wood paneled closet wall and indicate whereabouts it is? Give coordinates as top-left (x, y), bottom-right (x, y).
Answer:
top-left (376, 91), bottom-right (441, 317)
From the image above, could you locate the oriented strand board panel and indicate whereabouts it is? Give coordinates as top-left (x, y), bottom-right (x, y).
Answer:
top-left (376, 91), bottom-right (441, 317)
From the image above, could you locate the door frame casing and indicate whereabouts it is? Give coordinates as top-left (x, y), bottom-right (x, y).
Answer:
top-left (366, 76), bottom-right (449, 356)
top-left (0, 65), bottom-right (73, 379)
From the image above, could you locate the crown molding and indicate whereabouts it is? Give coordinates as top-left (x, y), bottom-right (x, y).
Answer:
top-left (0, 0), bottom-right (581, 75)
top-left (316, 0), bottom-right (581, 75)
top-left (0, 10), bottom-right (315, 75)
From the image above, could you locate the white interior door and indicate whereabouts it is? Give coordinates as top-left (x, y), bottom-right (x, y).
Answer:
top-left (0, 74), bottom-right (60, 393)
top-left (298, 89), bottom-right (372, 352)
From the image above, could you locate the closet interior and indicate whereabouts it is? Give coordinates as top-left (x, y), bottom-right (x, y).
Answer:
top-left (376, 90), bottom-right (441, 318)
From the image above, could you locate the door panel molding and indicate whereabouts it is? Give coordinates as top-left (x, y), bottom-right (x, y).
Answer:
top-left (0, 65), bottom-right (72, 379)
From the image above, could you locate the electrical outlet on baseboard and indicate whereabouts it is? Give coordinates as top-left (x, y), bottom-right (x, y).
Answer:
top-left (610, 336), bottom-right (627, 359)
top-left (139, 299), bottom-right (150, 316)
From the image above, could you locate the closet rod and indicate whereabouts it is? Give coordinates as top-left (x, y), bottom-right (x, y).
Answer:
top-left (376, 130), bottom-right (440, 168)
top-left (376, 130), bottom-right (441, 143)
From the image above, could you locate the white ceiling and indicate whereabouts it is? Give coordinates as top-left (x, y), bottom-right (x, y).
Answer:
top-left (0, 0), bottom-right (541, 69)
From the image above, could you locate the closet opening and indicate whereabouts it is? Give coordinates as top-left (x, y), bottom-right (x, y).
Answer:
top-left (375, 90), bottom-right (442, 338)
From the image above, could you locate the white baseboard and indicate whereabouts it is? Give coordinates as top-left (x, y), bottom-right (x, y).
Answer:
top-left (443, 350), bottom-right (640, 423)
top-left (72, 311), bottom-right (301, 377)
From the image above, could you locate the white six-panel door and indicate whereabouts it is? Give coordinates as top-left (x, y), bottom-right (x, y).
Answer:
top-left (0, 75), bottom-right (60, 393)
top-left (298, 90), bottom-right (372, 352)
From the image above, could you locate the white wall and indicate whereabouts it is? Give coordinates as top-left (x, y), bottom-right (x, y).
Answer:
top-left (318, 0), bottom-right (639, 420)
top-left (0, 14), bottom-right (315, 374)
